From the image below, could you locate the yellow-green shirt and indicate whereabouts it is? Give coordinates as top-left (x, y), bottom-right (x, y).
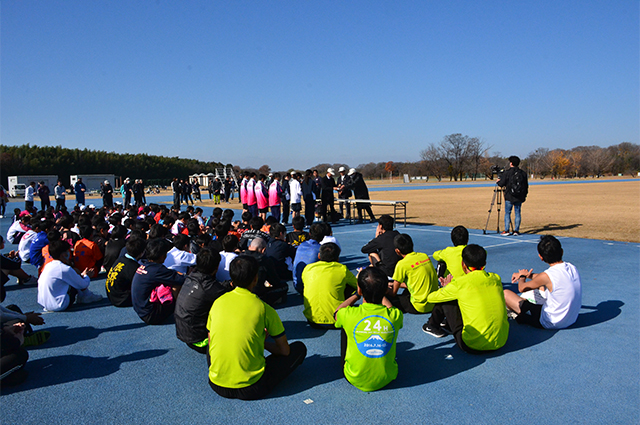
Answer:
top-left (427, 270), bottom-right (508, 351)
top-left (302, 261), bottom-right (358, 324)
top-left (206, 287), bottom-right (285, 388)
top-left (335, 303), bottom-right (403, 392)
top-left (432, 245), bottom-right (466, 278)
top-left (392, 252), bottom-right (438, 313)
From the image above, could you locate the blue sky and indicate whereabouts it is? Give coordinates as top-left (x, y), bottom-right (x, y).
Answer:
top-left (1, 1), bottom-right (638, 171)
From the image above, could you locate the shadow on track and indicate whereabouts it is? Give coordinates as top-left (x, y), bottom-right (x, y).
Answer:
top-left (267, 353), bottom-right (343, 398)
top-left (1, 349), bottom-right (169, 395)
top-left (570, 300), bottom-right (624, 329)
top-left (26, 322), bottom-right (148, 350)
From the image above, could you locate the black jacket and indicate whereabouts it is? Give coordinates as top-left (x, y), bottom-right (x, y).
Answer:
top-left (174, 271), bottom-right (229, 344)
top-left (345, 172), bottom-right (370, 200)
top-left (337, 175), bottom-right (352, 198)
top-left (361, 230), bottom-right (401, 277)
top-left (320, 176), bottom-right (336, 201)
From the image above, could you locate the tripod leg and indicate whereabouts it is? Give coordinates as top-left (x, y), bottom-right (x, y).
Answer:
top-left (483, 188), bottom-right (499, 234)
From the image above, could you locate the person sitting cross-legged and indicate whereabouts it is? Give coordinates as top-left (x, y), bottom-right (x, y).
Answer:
top-left (105, 237), bottom-right (147, 308)
top-left (37, 240), bottom-right (102, 312)
top-left (175, 248), bottom-right (230, 354)
top-left (422, 244), bottom-right (509, 354)
top-left (302, 243), bottom-right (357, 329)
top-left (207, 255), bottom-right (307, 400)
top-left (131, 238), bottom-right (186, 325)
top-left (432, 225), bottom-right (468, 280)
top-left (387, 233), bottom-right (439, 314)
top-left (503, 235), bottom-right (582, 330)
top-left (334, 267), bottom-right (403, 392)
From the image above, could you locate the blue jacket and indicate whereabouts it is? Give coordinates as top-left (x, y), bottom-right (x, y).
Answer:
top-left (29, 232), bottom-right (49, 267)
top-left (292, 239), bottom-right (321, 294)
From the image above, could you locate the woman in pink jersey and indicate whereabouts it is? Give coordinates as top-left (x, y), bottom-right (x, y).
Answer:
top-left (268, 173), bottom-right (283, 221)
top-left (239, 173), bottom-right (248, 213)
top-left (245, 173), bottom-right (258, 217)
top-left (255, 174), bottom-right (269, 221)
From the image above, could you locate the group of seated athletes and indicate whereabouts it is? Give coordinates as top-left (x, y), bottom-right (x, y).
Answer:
top-left (1, 203), bottom-right (582, 398)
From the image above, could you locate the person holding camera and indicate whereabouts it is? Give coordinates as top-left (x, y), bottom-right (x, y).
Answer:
top-left (496, 155), bottom-right (528, 236)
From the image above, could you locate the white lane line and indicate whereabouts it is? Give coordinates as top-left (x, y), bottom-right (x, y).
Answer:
top-left (482, 240), bottom-right (534, 249)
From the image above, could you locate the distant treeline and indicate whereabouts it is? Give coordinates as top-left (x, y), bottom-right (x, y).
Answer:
top-left (0, 144), bottom-right (228, 188)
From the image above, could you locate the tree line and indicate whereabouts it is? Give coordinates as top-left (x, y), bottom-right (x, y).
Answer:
top-left (0, 144), bottom-right (227, 188)
top-left (256, 134), bottom-right (638, 182)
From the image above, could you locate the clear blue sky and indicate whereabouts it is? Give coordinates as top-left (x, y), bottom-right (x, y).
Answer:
top-left (2, 1), bottom-right (638, 171)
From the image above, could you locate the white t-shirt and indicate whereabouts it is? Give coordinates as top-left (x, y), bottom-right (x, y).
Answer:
top-left (540, 262), bottom-right (582, 329)
top-left (216, 251), bottom-right (238, 282)
top-left (18, 230), bottom-right (38, 262)
top-left (37, 260), bottom-right (90, 311)
top-left (163, 247), bottom-right (196, 274)
top-left (6, 221), bottom-right (26, 244)
top-left (289, 179), bottom-right (302, 204)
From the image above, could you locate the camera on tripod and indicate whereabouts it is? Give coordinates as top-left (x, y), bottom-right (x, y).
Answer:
top-left (490, 165), bottom-right (505, 179)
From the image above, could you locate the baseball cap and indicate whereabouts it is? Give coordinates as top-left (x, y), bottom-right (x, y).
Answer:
top-left (348, 168), bottom-right (356, 176)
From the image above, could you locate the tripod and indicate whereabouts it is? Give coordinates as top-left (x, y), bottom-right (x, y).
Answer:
top-left (483, 185), bottom-right (513, 234)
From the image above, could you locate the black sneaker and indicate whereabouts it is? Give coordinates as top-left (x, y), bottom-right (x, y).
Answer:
top-left (422, 323), bottom-right (446, 338)
top-left (512, 231), bottom-right (521, 236)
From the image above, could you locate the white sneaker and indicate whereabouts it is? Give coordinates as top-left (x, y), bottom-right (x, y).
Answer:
top-left (77, 290), bottom-right (102, 304)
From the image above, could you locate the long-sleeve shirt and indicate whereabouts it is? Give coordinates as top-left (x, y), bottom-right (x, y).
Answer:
top-left (37, 260), bottom-right (91, 311)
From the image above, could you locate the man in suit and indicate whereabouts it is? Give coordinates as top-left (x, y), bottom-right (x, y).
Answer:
top-left (336, 167), bottom-right (352, 220)
top-left (345, 168), bottom-right (375, 223)
top-left (320, 168), bottom-right (337, 223)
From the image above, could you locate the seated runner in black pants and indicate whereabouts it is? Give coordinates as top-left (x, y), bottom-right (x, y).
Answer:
top-left (207, 256), bottom-right (306, 400)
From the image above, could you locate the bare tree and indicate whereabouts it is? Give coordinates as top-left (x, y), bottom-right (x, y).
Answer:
top-left (420, 144), bottom-right (448, 181)
top-left (467, 137), bottom-right (490, 180)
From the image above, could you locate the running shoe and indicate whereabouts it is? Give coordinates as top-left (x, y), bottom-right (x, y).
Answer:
top-left (422, 323), bottom-right (446, 338)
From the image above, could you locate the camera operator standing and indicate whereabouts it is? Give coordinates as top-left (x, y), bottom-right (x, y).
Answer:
top-left (496, 156), bottom-right (528, 236)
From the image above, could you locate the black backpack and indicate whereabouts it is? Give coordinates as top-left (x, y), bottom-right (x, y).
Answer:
top-left (510, 168), bottom-right (527, 201)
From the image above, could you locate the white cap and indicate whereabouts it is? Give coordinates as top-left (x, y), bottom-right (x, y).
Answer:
top-left (348, 168), bottom-right (356, 176)
top-left (290, 171), bottom-right (296, 175)
top-left (338, 166), bottom-right (346, 172)
top-left (104, 180), bottom-right (109, 184)
top-left (88, 204), bottom-right (96, 209)
top-left (327, 168), bottom-right (335, 175)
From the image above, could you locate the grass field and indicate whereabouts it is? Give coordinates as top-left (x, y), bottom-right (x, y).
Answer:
top-left (368, 179), bottom-right (640, 242)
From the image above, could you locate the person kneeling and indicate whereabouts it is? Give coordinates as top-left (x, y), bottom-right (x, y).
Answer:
top-left (207, 256), bottom-right (306, 400)
top-left (334, 267), bottom-right (403, 392)
top-left (422, 244), bottom-right (509, 354)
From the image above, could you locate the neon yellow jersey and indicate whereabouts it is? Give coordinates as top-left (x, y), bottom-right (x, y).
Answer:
top-left (432, 245), bottom-right (466, 278)
top-left (206, 287), bottom-right (285, 388)
top-left (302, 261), bottom-right (357, 324)
top-left (392, 252), bottom-right (438, 313)
top-left (335, 303), bottom-right (403, 392)
top-left (427, 270), bottom-right (509, 351)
